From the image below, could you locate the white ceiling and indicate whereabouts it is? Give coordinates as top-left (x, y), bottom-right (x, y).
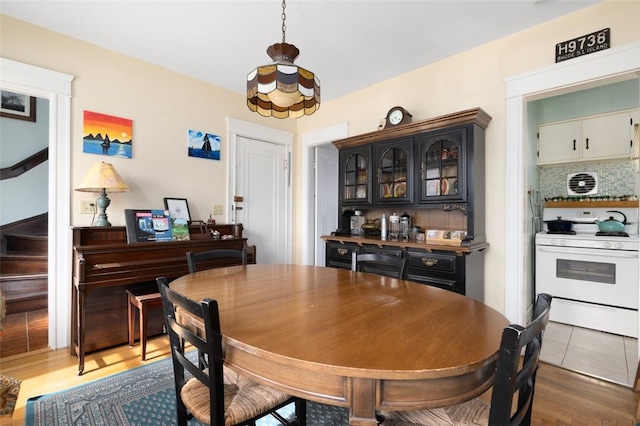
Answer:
top-left (0, 0), bottom-right (602, 102)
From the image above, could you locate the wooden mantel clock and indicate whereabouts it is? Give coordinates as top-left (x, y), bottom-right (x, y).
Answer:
top-left (384, 106), bottom-right (412, 129)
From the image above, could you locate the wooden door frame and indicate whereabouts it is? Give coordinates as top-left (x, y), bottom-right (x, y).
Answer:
top-left (504, 41), bottom-right (640, 325)
top-left (300, 123), bottom-right (348, 265)
top-left (0, 58), bottom-right (74, 350)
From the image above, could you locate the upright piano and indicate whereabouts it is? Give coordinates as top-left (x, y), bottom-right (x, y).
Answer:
top-left (71, 224), bottom-right (255, 375)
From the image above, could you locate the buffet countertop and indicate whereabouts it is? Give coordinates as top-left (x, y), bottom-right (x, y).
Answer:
top-left (321, 235), bottom-right (489, 255)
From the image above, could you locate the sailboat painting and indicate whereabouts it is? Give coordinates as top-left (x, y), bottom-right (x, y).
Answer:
top-left (83, 111), bottom-right (133, 158)
top-left (188, 129), bottom-right (220, 161)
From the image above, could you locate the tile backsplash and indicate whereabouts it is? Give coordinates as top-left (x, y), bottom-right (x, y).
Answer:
top-left (539, 160), bottom-right (638, 200)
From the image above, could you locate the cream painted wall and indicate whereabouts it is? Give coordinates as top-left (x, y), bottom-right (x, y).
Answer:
top-left (295, 0), bottom-right (640, 311)
top-left (1, 0), bottom-right (639, 316)
top-left (0, 14), bottom-right (296, 227)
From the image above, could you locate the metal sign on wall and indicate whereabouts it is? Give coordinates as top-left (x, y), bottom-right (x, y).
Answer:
top-left (555, 28), bottom-right (610, 63)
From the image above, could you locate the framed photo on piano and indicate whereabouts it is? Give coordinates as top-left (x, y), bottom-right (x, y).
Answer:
top-left (163, 198), bottom-right (191, 222)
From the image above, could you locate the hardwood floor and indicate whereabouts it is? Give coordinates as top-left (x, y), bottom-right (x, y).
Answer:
top-left (0, 335), bottom-right (172, 425)
top-left (0, 309), bottom-right (48, 358)
top-left (0, 333), bottom-right (637, 425)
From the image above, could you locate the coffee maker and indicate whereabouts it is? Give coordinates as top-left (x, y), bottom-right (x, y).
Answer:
top-left (333, 210), bottom-right (355, 236)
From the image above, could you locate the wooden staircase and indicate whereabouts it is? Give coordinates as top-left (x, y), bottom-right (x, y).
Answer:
top-left (1, 214), bottom-right (48, 315)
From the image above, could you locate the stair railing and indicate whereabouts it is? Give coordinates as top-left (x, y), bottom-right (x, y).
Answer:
top-left (0, 148), bottom-right (48, 180)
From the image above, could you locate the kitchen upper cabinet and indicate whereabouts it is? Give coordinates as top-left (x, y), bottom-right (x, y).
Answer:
top-left (373, 138), bottom-right (414, 204)
top-left (537, 110), bottom-right (638, 165)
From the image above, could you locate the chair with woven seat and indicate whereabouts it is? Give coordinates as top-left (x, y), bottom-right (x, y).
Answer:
top-left (186, 248), bottom-right (248, 273)
top-left (156, 276), bottom-right (306, 426)
top-left (379, 293), bottom-right (552, 426)
top-left (351, 251), bottom-right (408, 280)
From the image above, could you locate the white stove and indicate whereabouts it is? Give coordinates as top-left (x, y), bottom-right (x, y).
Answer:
top-left (536, 207), bottom-right (639, 250)
top-left (535, 206), bottom-right (639, 338)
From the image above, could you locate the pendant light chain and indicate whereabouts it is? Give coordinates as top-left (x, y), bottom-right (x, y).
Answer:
top-left (281, 0), bottom-right (287, 43)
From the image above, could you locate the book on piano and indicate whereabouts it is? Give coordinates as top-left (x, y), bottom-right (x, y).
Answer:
top-left (124, 209), bottom-right (173, 243)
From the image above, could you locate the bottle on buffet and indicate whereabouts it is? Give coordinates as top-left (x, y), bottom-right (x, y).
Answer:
top-left (400, 212), bottom-right (411, 241)
top-left (388, 213), bottom-right (400, 241)
top-left (380, 213), bottom-right (387, 240)
top-left (350, 210), bottom-right (365, 237)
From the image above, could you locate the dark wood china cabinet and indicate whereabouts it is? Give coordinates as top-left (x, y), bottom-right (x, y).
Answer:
top-left (325, 108), bottom-right (491, 300)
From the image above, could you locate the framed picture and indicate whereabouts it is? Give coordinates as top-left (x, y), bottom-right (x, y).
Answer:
top-left (188, 129), bottom-right (220, 161)
top-left (0, 90), bottom-right (36, 122)
top-left (163, 198), bottom-right (191, 222)
top-left (82, 110), bottom-right (133, 158)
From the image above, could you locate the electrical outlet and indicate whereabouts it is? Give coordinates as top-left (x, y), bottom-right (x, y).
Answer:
top-left (80, 200), bottom-right (96, 214)
top-left (213, 204), bottom-right (223, 215)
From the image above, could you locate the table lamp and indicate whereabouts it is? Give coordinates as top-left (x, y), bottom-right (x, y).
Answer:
top-left (75, 161), bottom-right (130, 226)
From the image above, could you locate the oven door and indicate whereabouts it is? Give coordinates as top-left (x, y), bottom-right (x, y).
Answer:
top-left (535, 245), bottom-right (638, 309)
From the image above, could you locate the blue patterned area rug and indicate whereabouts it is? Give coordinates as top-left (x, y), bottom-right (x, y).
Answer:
top-left (25, 353), bottom-right (349, 425)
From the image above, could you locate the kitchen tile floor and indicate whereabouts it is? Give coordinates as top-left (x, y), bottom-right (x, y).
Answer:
top-left (541, 321), bottom-right (638, 387)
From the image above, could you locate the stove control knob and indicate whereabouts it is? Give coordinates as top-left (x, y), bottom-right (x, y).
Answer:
top-left (558, 239), bottom-right (567, 246)
top-left (550, 239), bottom-right (557, 245)
top-left (603, 242), bottom-right (611, 248)
top-left (615, 242), bottom-right (624, 249)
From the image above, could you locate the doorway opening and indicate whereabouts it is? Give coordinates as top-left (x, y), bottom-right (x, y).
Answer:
top-left (0, 58), bottom-right (73, 352)
top-left (505, 42), bottom-right (640, 385)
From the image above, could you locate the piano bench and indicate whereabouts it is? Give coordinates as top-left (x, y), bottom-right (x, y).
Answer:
top-left (126, 288), bottom-right (163, 361)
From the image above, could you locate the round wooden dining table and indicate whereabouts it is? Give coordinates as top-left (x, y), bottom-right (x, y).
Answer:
top-left (169, 264), bottom-right (509, 426)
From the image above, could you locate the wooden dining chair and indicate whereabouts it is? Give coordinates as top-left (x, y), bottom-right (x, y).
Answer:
top-left (379, 293), bottom-right (553, 426)
top-left (186, 248), bottom-right (248, 273)
top-left (156, 277), bottom-right (306, 426)
top-left (351, 251), bottom-right (408, 280)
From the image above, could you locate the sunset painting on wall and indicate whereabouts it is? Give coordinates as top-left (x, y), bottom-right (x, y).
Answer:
top-left (82, 110), bottom-right (133, 158)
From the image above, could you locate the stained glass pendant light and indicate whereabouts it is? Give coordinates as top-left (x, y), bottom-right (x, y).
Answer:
top-left (247, 0), bottom-right (320, 118)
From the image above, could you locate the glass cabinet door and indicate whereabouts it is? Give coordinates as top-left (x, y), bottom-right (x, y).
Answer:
top-left (418, 129), bottom-right (465, 203)
top-left (340, 146), bottom-right (372, 204)
top-left (374, 138), bottom-right (413, 204)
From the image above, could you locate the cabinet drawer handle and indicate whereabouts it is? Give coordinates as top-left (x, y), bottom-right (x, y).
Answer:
top-left (585, 137), bottom-right (589, 150)
top-left (337, 248), bottom-right (348, 255)
top-left (572, 139), bottom-right (576, 151)
top-left (422, 258), bottom-right (438, 267)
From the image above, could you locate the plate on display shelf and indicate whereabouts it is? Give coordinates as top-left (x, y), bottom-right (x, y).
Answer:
top-left (394, 181), bottom-right (407, 197)
top-left (441, 179), bottom-right (450, 195)
top-left (381, 183), bottom-right (393, 198)
top-left (357, 170), bottom-right (367, 184)
top-left (426, 180), bottom-right (440, 196)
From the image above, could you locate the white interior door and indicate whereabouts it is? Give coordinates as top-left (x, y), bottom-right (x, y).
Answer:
top-left (235, 136), bottom-right (289, 264)
top-left (314, 144), bottom-right (339, 266)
